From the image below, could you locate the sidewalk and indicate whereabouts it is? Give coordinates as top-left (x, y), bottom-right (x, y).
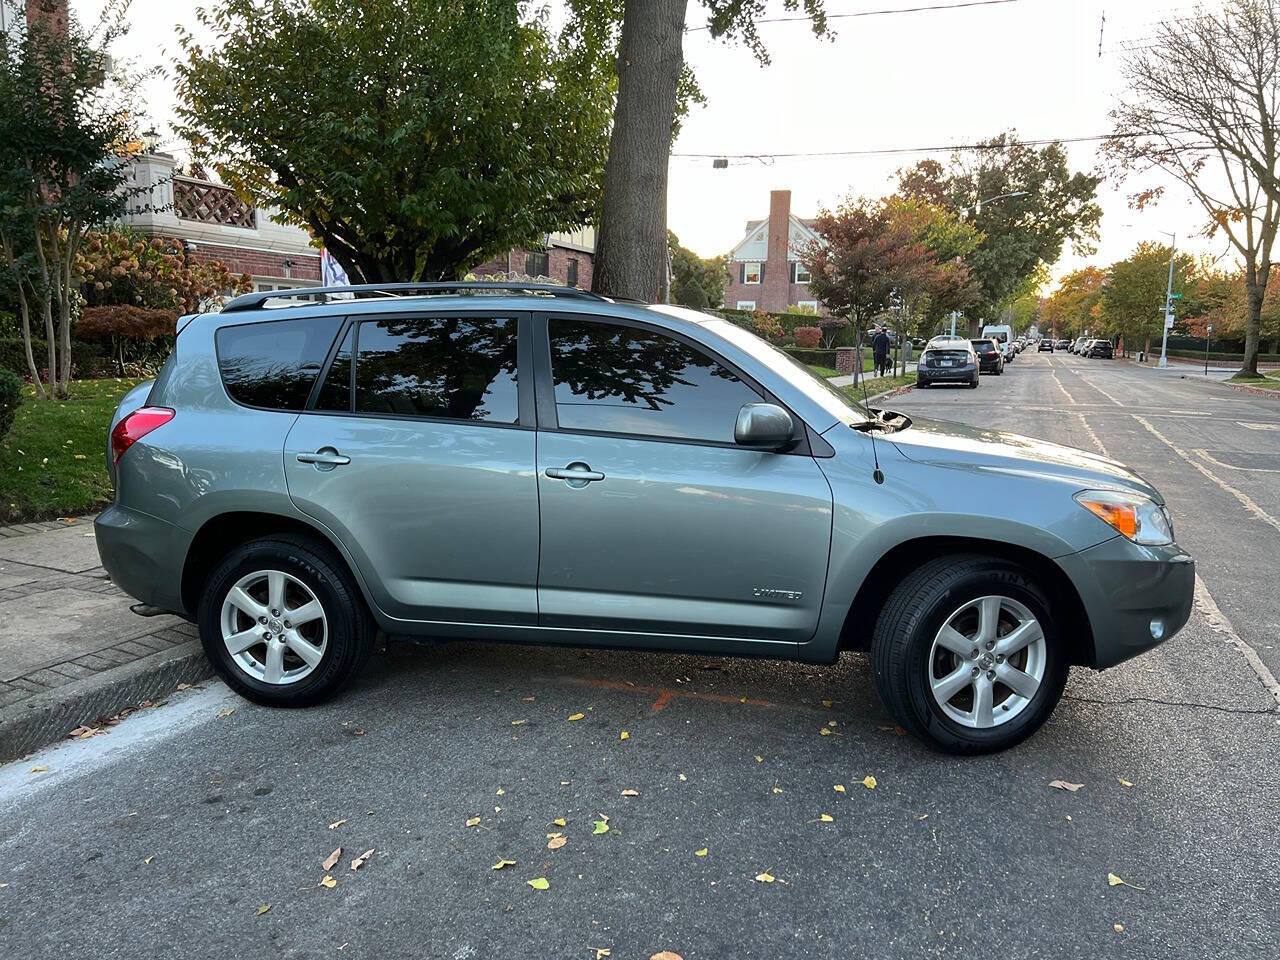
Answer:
top-left (829, 361), bottom-right (916, 388)
top-left (0, 516), bottom-right (211, 762)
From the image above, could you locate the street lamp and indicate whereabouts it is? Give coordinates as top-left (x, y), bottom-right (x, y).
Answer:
top-left (950, 191), bottom-right (1029, 335)
top-left (1158, 231), bottom-right (1177, 369)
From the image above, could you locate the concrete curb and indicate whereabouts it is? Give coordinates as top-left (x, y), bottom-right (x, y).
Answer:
top-left (0, 640), bottom-right (213, 764)
top-left (865, 382), bottom-right (917, 404)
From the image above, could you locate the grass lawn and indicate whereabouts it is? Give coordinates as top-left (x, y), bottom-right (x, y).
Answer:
top-left (807, 364), bottom-right (840, 378)
top-left (0, 378), bottom-right (141, 523)
top-left (841, 374), bottom-right (916, 405)
top-left (1228, 372), bottom-right (1280, 392)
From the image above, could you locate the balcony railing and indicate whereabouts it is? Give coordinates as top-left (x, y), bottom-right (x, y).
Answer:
top-left (172, 176), bottom-right (257, 229)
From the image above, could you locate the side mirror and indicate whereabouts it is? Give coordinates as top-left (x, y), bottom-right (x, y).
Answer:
top-left (734, 402), bottom-right (795, 450)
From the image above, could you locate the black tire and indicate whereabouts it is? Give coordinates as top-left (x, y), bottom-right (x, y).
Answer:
top-left (968, 374), bottom-right (979, 388)
top-left (870, 554), bottom-right (1068, 754)
top-left (198, 534), bottom-right (375, 707)
top-left (994, 364), bottom-right (1003, 375)
top-left (916, 378), bottom-right (928, 388)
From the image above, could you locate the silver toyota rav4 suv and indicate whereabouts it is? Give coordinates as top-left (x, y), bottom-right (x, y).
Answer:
top-left (96, 283), bottom-right (1194, 754)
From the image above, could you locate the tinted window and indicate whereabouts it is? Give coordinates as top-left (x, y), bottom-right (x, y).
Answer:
top-left (547, 318), bottom-right (761, 443)
top-left (315, 325), bottom-right (354, 412)
top-left (352, 316), bottom-right (518, 422)
top-left (216, 316), bottom-right (342, 410)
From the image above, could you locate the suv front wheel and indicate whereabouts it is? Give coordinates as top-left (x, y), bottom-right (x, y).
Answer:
top-left (871, 555), bottom-right (1068, 754)
top-left (198, 535), bottom-right (374, 707)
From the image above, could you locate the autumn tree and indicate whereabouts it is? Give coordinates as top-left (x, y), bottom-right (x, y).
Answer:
top-left (1042, 267), bottom-right (1107, 339)
top-left (1097, 243), bottom-right (1196, 356)
top-left (570, 0), bottom-right (828, 301)
top-left (1106, 0), bottom-right (1280, 378)
top-left (175, 0), bottom-right (614, 283)
top-left (898, 132), bottom-right (1101, 336)
top-left (0, 7), bottom-right (146, 399)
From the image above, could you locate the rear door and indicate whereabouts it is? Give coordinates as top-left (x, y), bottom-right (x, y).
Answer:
top-left (284, 311), bottom-right (540, 625)
top-left (532, 313), bottom-right (833, 643)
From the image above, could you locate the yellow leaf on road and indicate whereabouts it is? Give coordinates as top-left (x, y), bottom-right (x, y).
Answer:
top-left (1117, 776), bottom-right (1134, 788)
top-left (593, 820), bottom-right (610, 835)
top-left (1114, 923), bottom-right (1125, 932)
top-left (322, 847), bottom-right (342, 871)
top-left (28, 765), bottom-right (48, 774)
top-left (547, 836), bottom-right (567, 850)
top-left (821, 700), bottom-right (833, 708)
top-left (694, 848), bottom-right (708, 857)
top-left (492, 859), bottom-right (516, 870)
top-left (1107, 873), bottom-right (1146, 890)
top-left (319, 875), bottom-right (337, 889)
top-left (350, 849), bottom-right (374, 871)
top-left (819, 728), bottom-right (832, 736)
top-left (465, 817), bottom-right (481, 827)
top-left (862, 776), bottom-right (877, 789)
top-left (143, 855), bottom-right (153, 864)
top-left (1049, 780), bottom-right (1084, 792)
top-left (328, 819), bottom-right (347, 830)
top-left (754, 871), bottom-right (776, 883)
top-left (527, 877), bottom-right (549, 890)
top-left (833, 784), bottom-right (846, 793)
top-left (621, 789), bottom-right (639, 797)
top-left (818, 813), bottom-right (834, 823)
top-left (754, 755), bottom-right (763, 763)
top-left (511, 719), bottom-right (527, 726)
top-left (217, 708), bottom-right (234, 718)
top-left (256, 904), bottom-right (271, 915)
top-left (496, 788), bottom-right (505, 796)
top-left (620, 731), bottom-right (629, 740)
top-left (595, 950), bottom-right (611, 960)
top-left (568, 713), bottom-right (585, 721)
top-left (552, 818), bottom-right (566, 827)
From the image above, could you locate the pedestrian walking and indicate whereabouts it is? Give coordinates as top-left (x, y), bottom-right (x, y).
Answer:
top-left (872, 326), bottom-right (891, 377)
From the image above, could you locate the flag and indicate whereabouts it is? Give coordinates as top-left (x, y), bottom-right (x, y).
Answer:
top-left (321, 248), bottom-right (349, 287)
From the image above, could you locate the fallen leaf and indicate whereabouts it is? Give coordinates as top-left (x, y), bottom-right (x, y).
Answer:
top-left (678, 773), bottom-right (687, 782)
top-left (552, 818), bottom-right (566, 827)
top-left (567, 713), bottom-right (585, 722)
top-left (821, 700), bottom-right (833, 708)
top-left (620, 789), bottom-right (639, 797)
top-left (1107, 873), bottom-right (1146, 891)
top-left (862, 776), bottom-right (877, 789)
top-left (217, 708), bottom-right (235, 718)
top-left (28, 765), bottom-right (48, 774)
top-left (694, 848), bottom-right (708, 857)
top-left (754, 755), bottom-right (763, 763)
top-left (754, 871), bottom-right (776, 883)
top-left (833, 784), bottom-right (846, 793)
top-left (322, 847), bottom-right (342, 871)
top-left (819, 728), bottom-right (832, 737)
top-left (491, 859), bottom-right (516, 870)
top-left (772, 786), bottom-right (783, 794)
top-left (143, 855), bottom-right (153, 864)
top-left (650, 953), bottom-right (683, 960)
top-left (596, 950), bottom-right (612, 960)
top-left (256, 904), bottom-right (271, 916)
top-left (521, 696), bottom-right (535, 702)
top-left (350, 849), bottom-right (374, 871)
top-left (1066, 815), bottom-right (1073, 822)
top-left (547, 836), bottom-right (567, 850)
top-left (329, 819), bottom-right (347, 830)
top-left (916, 814), bottom-right (929, 821)
top-left (592, 820), bottom-right (610, 835)
top-left (1117, 776), bottom-right (1134, 788)
top-left (527, 877), bottom-right (549, 890)
top-left (818, 813), bottom-right (834, 823)
top-left (620, 731), bottom-right (629, 740)
top-left (319, 875), bottom-right (337, 889)
top-left (465, 817), bottom-right (481, 827)
top-left (1114, 923), bottom-right (1124, 933)
top-left (511, 719), bottom-right (527, 726)
top-left (828, 719), bottom-right (838, 727)
top-left (496, 788), bottom-right (505, 796)
top-left (1049, 780), bottom-right (1084, 792)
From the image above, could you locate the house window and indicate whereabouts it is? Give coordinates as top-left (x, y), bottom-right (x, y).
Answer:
top-left (795, 300), bottom-right (818, 313)
top-left (792, 263), bottom-right (811, 284)
top-left (524, 251), bottom-right (550, 277)
top-left (736, 300), bottom-right (756, 311)
top-left (742, 262), bottom-right (762, 285)
top-left (566, 257), bottom-right (579, 288)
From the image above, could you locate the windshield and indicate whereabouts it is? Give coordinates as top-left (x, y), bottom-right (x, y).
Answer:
top-left (667, 313), bottom-right (873, 424)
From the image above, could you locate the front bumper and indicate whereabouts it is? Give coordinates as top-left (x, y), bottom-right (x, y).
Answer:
top-left (95, 503), bottom-right (193, 615)
top-left (1056, 536), bottom-right (1195, 668)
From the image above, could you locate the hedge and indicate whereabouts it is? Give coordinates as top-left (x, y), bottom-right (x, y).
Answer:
top-left (0, 338), bottom-right (111, 379)
top-left (1164, 347), bottom-right (1280, 363)
top-left (783, 347), bottom-right (841, 366)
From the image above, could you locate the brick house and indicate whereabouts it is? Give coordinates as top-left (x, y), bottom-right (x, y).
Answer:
top-left (722, 189), bottom-right (825, 315)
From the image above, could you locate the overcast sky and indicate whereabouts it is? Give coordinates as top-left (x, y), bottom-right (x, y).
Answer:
top-left (75, 0), bottom-right (1231, 287)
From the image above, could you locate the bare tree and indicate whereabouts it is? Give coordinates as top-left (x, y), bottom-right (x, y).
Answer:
top-left (1107, 0), bottom-right (1280, 378)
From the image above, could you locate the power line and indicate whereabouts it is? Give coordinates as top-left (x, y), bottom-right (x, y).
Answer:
top-left (685, 0), bottom-right (1020, 33)
top-left (672, 133), bottom-right (1129, 161)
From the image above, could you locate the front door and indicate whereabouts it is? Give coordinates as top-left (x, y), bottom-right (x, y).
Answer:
top-left (284, 311), bottom-right (539, 625)
top-left (534, 314), bottom-right (833, 642)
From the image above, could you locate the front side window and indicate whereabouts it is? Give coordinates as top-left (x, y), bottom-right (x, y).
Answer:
top-left (318, 316), bottom-right (519, 423)
top-left (547, 317), bottom-right (761, 444)
top-left (743, 262), bottom-right (762, 285)
top-left (216, 315), bottom-right (342, 410)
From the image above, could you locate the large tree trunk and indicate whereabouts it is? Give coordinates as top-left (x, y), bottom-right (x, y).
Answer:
top-left (1238, 262), bottom-right (1267, 378)
top-left (967, 317), bottom-right (981, 338)
top-left (591, 0), bottom-right (687, 302)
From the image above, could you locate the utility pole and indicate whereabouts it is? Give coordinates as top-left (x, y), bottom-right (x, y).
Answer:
top-left (1160, 233), bottom-right (1176, 368)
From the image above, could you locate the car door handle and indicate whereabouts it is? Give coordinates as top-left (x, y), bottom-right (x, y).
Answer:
top-left (297, 450), bottom-right (350, 466)
top-left (545, 464), bottom-right (605, 483)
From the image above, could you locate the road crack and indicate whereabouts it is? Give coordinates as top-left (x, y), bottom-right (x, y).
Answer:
top-left (1062, 693), bottom-right (1277, 716)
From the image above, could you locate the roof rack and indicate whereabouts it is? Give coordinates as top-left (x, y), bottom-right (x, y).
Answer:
top-left (219, 281), bottom-right (609, 314)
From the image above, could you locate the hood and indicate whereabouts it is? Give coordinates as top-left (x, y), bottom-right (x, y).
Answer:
top-left (887, 415), bottom-right (1164, 503)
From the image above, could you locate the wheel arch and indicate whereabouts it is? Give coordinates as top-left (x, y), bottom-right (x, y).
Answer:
top-left (838, 536), bottom-right (1096, 666)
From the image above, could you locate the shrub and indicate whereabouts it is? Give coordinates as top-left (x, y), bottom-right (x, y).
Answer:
top-left (78, 305), bottom-right (176, 376)
top-left (750, 308), bottom-right (785, 342)
top-left (0, 338), bottom-right (111, 380)
top-left (793, 326), bottom-right (822, 348)
top-left (0, 369), bottom-right (21, 441)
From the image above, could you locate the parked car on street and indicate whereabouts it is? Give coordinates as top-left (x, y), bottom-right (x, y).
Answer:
top-left (918, 336), bottom-right (980, 389)
top-left (96, 282), bottom-right (1195, 755)
top-left (1037, 339), bottom-right (1054, 353)
top-left (1085, 339), bottom-right (1114, 359)
top-left (970, 338), bottom-right (1005, 375)
top-left (1071, 337), bottom-right (1090, 354)
top-left (1056, 339), bottom-right (1070, 350)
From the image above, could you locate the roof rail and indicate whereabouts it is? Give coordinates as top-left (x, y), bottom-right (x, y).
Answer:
top-left (219, 282), bottom-right (609, 314)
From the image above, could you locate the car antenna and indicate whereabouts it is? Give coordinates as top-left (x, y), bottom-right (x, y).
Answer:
top-left (858, 347), bottom-right (885, 485)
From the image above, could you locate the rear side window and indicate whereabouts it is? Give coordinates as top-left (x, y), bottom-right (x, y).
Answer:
top-left (547, 317), bottom-right (761, 443)
top-left (216, 316), bottom-right (342, 411)
top-left (320, 316), bottom-right (519, 423)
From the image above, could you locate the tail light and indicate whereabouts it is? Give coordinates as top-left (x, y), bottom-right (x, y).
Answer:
top-left (110, 407), bottom-right (175, 466)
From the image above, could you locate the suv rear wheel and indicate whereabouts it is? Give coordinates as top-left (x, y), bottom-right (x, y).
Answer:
top-left (871, 555), bottom-right (1068, 754)
top-left (198, 535), bottom-right (374, 706)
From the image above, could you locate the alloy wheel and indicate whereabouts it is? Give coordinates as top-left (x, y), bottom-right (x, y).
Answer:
top-left (220, 569), bottom-right (328, 685)
top-left (927, 595), bottom-right (1046, 728)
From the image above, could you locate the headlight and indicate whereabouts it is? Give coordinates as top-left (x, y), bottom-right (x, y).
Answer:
top-left (1074, 489), bottom-right (1173, 545)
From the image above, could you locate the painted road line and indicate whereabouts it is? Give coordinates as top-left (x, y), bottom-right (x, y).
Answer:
top-left (1078, 376), bottom-right (1125, 407)
top-left (1193, 449), bottom-right (1280, 474)
top-left (1051, 371), bottom-right (1076, 406)
top-left (1239, 421), bottom-right (1280, 431)
top-left (1194, 575), bottom-right (1280, 710)
top-left (1133, 415), bottom-right (1280, 537)
top-left (1075, 412), bottom-right (1110, 459)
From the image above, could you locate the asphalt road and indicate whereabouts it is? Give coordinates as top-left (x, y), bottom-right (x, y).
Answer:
top-left (2, 351), bottom-right (1278, 960)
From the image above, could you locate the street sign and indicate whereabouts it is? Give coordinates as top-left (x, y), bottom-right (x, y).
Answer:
top-left (1165, 316), bottom-right (1175, 329)
top-left (1170, 292), bottom-right (1183, 300)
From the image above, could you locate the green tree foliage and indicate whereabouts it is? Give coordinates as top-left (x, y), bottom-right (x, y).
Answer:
top-left (1042, 266), bottom-right (1106, 339)
top-left (175, 0), bottom-right (615, 283)
top-left (898, 132), bottom-right (1102, 335)
top-left (883, 196), bottom-right (982, 323)
top-left (0, 8), bottom-right (145, 399)
top-left (1097, 243), bottom-right (1196, 355)
top-left (668, 231), bottom-right (726, 309)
